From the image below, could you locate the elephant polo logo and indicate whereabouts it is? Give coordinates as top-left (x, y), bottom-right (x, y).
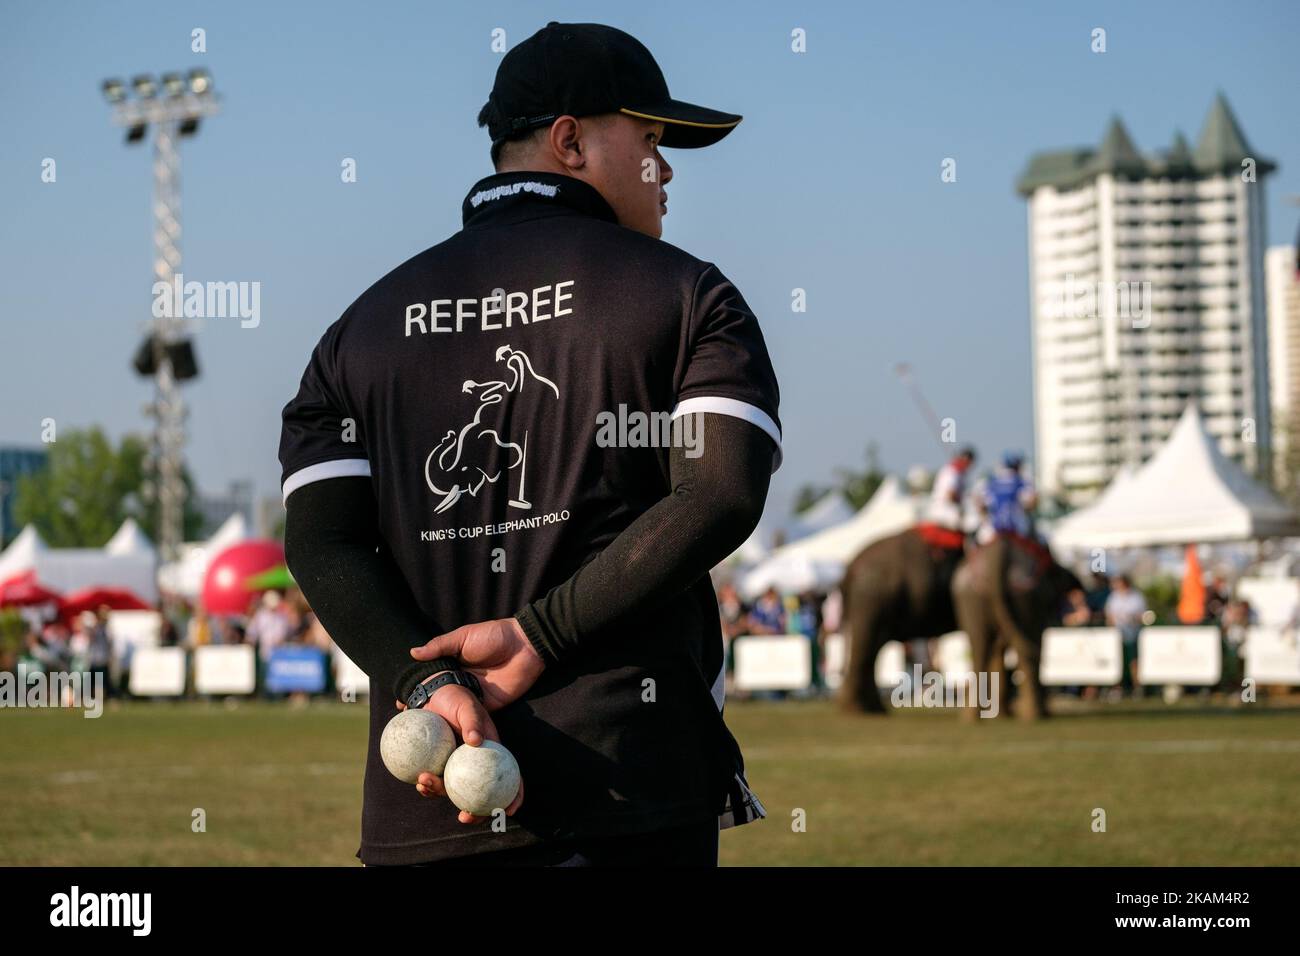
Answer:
top-left (424, 344), bottom-right (559, 514)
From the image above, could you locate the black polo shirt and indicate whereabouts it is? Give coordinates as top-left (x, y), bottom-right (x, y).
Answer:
top-left (279, 170), bottom-right (781, 864)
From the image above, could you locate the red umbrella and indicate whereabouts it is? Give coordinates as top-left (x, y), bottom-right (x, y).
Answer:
top-left (0, 570), bottom-right (63, 608)
top-left (59, 586), bottom-right (152, 620)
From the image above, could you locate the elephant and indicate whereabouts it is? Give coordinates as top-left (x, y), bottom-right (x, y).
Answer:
top-left (951, 534), bottom-right (1083, 721)
top-left (838, 525), bottom-right (967, 713)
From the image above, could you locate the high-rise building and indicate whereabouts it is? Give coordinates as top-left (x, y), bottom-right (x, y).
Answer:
top-left (0, 446), bottom-right (50, 547)
top-left (1266, 244), bottom-right (1300, 497)
top-left (1016, 94), bottom-right (1275, 504)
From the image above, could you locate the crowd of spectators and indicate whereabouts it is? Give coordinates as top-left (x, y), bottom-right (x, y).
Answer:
top-left (10, 588), bottom-right (337, 700)
top-left (716, 583), bottom-right (834, 699)
top-left (716, 569), bottom-right (1264, 704)
top-left (1060, 572), bottom-right (1254, 698)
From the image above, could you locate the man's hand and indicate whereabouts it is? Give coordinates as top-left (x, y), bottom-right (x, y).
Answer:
top-left (410, 617), bottom-right (545, 711)
top-left (394, 683), bottom-right (525, 824)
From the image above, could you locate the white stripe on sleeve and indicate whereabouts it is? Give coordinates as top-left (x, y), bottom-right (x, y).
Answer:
top-left (670, 397), bottom-right (783, 472)
top-left (282, 459), bottom-right (372, 504)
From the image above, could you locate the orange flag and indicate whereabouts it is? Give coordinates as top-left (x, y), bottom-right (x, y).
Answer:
top-left (1178, 544), bottom-right (1206, 624)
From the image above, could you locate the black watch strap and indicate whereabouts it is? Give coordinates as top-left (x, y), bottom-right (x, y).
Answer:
top-left (405, 668), bottom-right (483, 709)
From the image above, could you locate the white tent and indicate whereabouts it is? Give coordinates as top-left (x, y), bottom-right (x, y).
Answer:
top-left (727, 520), bottom-right (777, 567)
top-left (156, 512), bottom-right (250, 599)
top-left (784, 491), bottom-right (855, 542)
top-left (1051, 405), bottom-right (1300, 549)
top-left (778, 476), bottom-right (921, 565)
top-left (0, 523), bottom-right (157, 602)
top-left (723, 491), bottom-right (856, 569)
top-left (105, 518), bottom-right (156, 558)
top-left (0, 524), bottom-right (48, 582)
top-left (738, 476), bottom-right (922, 598)
top-left (736, 553), bottom-right (845, 599)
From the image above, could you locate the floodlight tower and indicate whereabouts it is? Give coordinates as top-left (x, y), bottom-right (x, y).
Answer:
top-left (100, 70), bottom-right (219, 569)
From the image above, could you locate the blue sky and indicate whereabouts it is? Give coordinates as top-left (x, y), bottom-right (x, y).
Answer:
top-left (2, 0), bottom-right (1297, 525)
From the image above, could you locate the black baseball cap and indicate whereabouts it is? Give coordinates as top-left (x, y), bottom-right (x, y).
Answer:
top-left (482, 22), bottom-right (742, 149)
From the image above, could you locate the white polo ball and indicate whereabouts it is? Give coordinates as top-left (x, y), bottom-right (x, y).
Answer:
top-left (443, 740), bottom-right (521, 816)
top-left (380, 709), bottom-right (456, 784)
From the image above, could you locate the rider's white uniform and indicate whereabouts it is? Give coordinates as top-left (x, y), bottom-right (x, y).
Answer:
top-left (925, 462), bottom-right (966, 530)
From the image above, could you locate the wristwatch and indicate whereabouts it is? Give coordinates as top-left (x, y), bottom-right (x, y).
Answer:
top-left (405, 668), bottom-right (483, 710)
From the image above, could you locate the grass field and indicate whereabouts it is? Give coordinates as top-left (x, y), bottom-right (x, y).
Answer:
top-left (2, 696), bottom-right (1298, 865)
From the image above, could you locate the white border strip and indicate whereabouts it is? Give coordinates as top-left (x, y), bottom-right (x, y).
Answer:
top-left (670, 397), bottom-right (783, 472)
top-left (282, 458), bottom-right (372, 504)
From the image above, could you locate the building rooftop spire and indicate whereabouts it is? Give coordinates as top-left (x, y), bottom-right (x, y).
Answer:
top-left (1190, 92), bottom-right (1253, 169)
top-left (1168, 129), bottom-right (1193, 163)
top-left (1094, 116), bottom-right (1144, 173)
top-left (1015, 93), bottom-right (1275, 194)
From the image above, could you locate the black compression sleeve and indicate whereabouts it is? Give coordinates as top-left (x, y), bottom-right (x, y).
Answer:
top-left (514, 413), bottom-right (774, 664)
top-left (283, 477), bottom-right (453, 704)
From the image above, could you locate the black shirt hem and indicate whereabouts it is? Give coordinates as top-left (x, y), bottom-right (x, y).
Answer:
top-left (357, 800), bottom-right (729, 866)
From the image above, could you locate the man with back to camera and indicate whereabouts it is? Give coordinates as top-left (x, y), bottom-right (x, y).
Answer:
top-left (279, 22), bottom-right (782, 866)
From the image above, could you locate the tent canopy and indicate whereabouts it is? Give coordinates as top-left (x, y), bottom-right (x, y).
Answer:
top-left (784, 491), bottom-right (856, 542)
top-left (0, 524), bottom-right (157, 604)
top-left (105, 518), bottom-right (156, 557)
top-left (776, 476), bottom-right (920, 566)
top-left (738, 476), bottom-right (922, 598)
top-left (0, 525), bottom-right (48, 581)
top-left (156, 512), bottom-right (252, 599)
top-left (1050, 405), bottom-right (1300, 549)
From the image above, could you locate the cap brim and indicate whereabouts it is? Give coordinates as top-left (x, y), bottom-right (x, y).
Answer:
top-left (619, 100), bottom-right (742, 148)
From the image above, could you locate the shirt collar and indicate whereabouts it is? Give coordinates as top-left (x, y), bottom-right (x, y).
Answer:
top-left (461, 171), bottom-right (619, 228)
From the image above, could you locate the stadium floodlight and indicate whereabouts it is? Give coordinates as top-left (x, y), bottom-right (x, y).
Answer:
top-left (98, 70), bottom-right (220, 574)
top-left (161, 72), bottom-right (186, 98)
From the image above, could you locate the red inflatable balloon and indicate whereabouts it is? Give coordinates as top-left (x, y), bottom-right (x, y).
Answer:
top-left (201, 540), bottom-right (286, 615)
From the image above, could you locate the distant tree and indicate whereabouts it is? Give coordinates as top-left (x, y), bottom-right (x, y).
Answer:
top-left (833, 442), bottom-right (886, 511)
top-left (793, 443), bottom-right (886, 514)
top-left (12, 426), bottom-right (202, 547)
top-left (792, 484), bottom-right (832, 515)
top-left (1278, 418), bottom-right (1300, 511)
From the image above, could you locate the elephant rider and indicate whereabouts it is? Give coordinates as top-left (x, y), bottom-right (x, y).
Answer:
top-left (976, 451), bottom-right (1038, 545)
top-left (923, 445), bottom-right (977, 540)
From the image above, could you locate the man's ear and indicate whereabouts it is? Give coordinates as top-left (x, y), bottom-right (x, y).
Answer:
top-left (548, 116), bottom-right (585, 170)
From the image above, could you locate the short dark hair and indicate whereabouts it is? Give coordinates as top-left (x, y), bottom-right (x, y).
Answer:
top-left (477, 98), bottom-right (541, 169)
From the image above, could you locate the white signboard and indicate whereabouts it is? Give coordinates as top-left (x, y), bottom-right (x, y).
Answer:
top-left (823, 635), bottom-right (908, 690)
top-left (733, 635), bottom-right (812, 691)
top-left (873, 640), bottom-right (907, 689)
top-left (933, 632), bottom-right (973, 680)
top-left (1041, 627), bottom-right (1123, 686)
top-left (1137, 626), bottom-right (1221, 686)
top-left (107, 610), bottom-right (162, 662)
top-left (128, 646), bottom-right (187, 696)
top-left (823, 633), bottom-right (846, 689)
top-left (334, 649), bottom-right (371, 698)
top-left (1235, 577), bottom-right (1300, 627)
top-left (194, 644), bottom-right (256, 695)
top-left (1243, 626), bottom-right (1300, 685)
